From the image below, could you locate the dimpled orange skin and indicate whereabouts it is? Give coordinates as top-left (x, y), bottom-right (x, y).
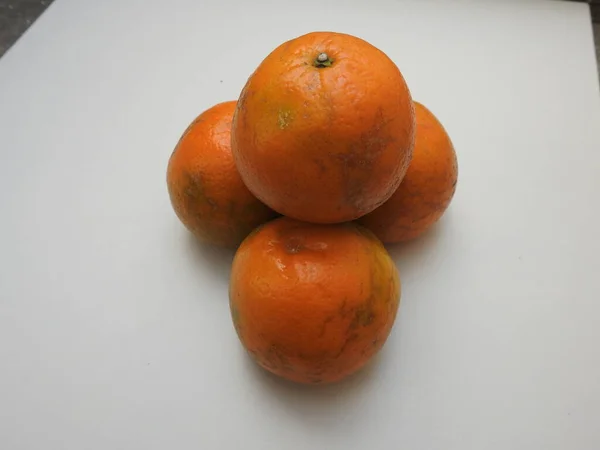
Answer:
top-left (167, 101), bottom-right (278, 248)
top-left (229, 217), bottom-right (401, 384)
top-left (358, 102), bottom-right (458, 243)
top-left (231, 31), bottom-right (415, 224)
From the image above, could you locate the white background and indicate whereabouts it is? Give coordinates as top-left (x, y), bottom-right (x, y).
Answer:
top-left (1, 0), bottom-right (599, 448)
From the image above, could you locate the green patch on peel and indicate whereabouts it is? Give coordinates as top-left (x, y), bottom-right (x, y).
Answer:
top-left (278, 109), bottom-right (294, 130)
top-left (230, 304), bottom-right (242, 335)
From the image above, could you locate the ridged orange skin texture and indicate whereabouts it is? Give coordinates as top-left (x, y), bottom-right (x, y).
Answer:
top-left (232, 31), bottom-right (415, 224)
top-left (167, 101), bottom-right (278, 248)
top-left (358, 102), bottom-right (458, 243)
top-left (229, 217), bottom-right (401, 384)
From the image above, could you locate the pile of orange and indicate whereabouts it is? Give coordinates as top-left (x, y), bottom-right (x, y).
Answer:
top-left (167, 32), bottom-right (458, 384)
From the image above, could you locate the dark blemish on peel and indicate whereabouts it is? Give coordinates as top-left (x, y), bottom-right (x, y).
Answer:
top-left (313, 158), bottom-right (327, 173)
top-left (284, 236), bottom-right (304, 254)
top-left (338, 108), bottom-right (397, 211)
top-left (265, 344), bottom-right (294, 373)
top-left (335, 332), bottom-right (358, 359)
top-left (260, 359), bottom-right (277, 371)
top-left (206, 196), bottom-right (218, 211)
top-left (183, 172), bottom-right (218, 214)
top-left (338, 299), bottom-right (349, 317)
top-left (319, 315), bottom-right (336, 337)
top-left (349, 306), bottom-right (375, 330)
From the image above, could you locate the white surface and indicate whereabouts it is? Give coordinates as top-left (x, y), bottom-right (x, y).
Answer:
top-left (1, 0), bottom-right (600, 448)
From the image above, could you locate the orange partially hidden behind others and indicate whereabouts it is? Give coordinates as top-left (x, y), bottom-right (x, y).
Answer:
top-left (229, 217), bottom-right (401, 384)
top-left (358, 102), bottom-right (458, 243)
top-left (167, 101), bottom-right (278, 248)
top-left (232, 31), bottom-right (415, 224)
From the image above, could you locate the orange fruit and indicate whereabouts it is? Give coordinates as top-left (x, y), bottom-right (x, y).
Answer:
top-left (229, 217), bottom-right (400, 384)
top-left (358, 102), bottom-right (458, 243)
top-left (167, 101), bottom-right (278, 247)
top-left (232, 31), bottom-right (415, 224)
